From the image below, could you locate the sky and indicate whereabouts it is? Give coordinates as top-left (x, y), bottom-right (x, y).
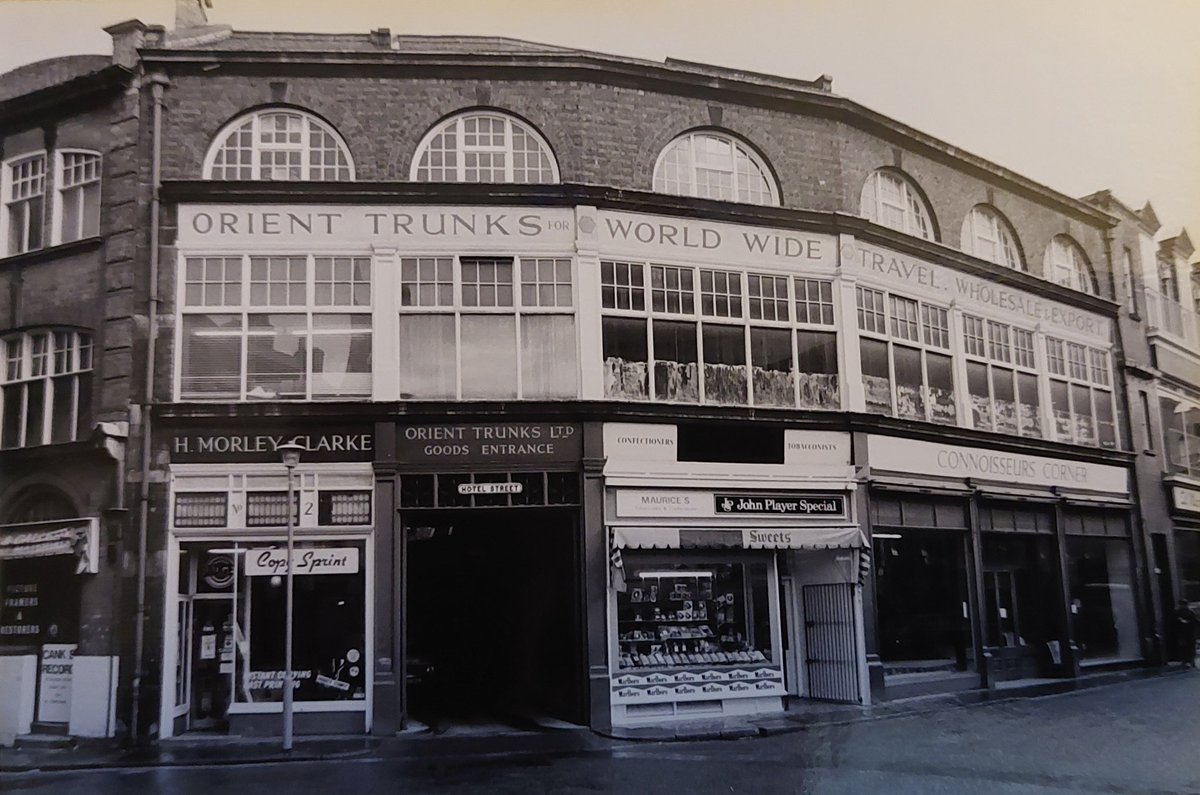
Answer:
top-left (2, 0), bottom-right (1198, 248)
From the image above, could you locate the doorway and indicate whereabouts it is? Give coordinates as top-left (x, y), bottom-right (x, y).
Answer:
top-left (404, 508), bottom-right (583, 730)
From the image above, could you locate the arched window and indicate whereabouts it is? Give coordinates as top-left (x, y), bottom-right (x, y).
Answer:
top-left (1, 328), bottom-right (93, 448)
top-left (4, 486), bottom-right (77, 523)
top-left (961, 205), bottom-right (1023, 270)
top-left (204, 108), bottom-right (354, 181)
top-left (860, 169), bottom-right (935, 240)
top-left (411, 111), bottom-right (558, 184)
top-left (1045, 235), bottom-right (1096, 294)
top-left (653, 131), bottom-right (778, 206)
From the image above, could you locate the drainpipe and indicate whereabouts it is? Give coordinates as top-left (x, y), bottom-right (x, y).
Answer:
top-left (131, 72), bottom-right (168, 745)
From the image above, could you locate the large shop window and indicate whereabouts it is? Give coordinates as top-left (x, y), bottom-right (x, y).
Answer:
top-left (1045, 337), bottom-right (1116, 448)
top-left (652, 131), bottom-right (779, 206)
top-left (1160, 396), bottom-right (1200, 477)
top-left (178, 541), bottom-right (367, 705)
top-left (601, 261), bottom-right (838, 408)
top-left (397, 256), bottom-right (577, 399)
top-left (204, 109), bottom-right (354, 181)
top-left (616, 557), bottom-right (774, 671)
top-left (1064, 512), bottom-right (1139, 661)
top-left (856, 287), bottom-right (954, 422)
top-left (1, 329), bottom-right (93, 448)
top-left (963, 315), bottom-right (1041, 438)
top-left (178, 255), bottom-right (372, 401)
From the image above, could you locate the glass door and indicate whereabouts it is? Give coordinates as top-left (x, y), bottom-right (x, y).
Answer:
top-left (189, 598), bottom-right (235, 731)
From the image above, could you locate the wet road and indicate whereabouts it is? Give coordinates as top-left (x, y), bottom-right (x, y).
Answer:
top-left (5, 672), bottom-right (1199, 794)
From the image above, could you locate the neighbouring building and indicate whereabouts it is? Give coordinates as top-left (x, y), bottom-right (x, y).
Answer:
top-left (3, 0), bottom-right (1198, 744)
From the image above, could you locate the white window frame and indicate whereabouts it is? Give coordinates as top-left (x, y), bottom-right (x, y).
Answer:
top-left (396, 255), bottom-right (578, 399)
top-left (175, 254), bottom-right (374, 401)
top-left (600, 261), bottom-right (839, 408)
top-left (859, 169), bottom-right (934, 240)
top-left (962, 205), bottom-right (1023, 270)
top-left (0, 327), bottom-right (93, 448)
top-left (2, 151), bottom-right (47, 256)
top-left (652, 131), bottom-right (780, 206)
top-left (410, 111), bottom-right (560, 184)
top-left (855, 287), bottom-right (955, 423)
top-left (961, 315), bottom-right (1042, 438)
top-left (54, 149), bottom-right (102, 245)
top-left (1045, 335), bottom-right (1116, 448)
top-left (202, 109), bottom-right (356, 181)
top-left (1045, 236), bottom-right (1096, 295)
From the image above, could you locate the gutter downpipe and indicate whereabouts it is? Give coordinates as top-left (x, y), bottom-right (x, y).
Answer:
top-left (131, 72), bottom-right (168, 745)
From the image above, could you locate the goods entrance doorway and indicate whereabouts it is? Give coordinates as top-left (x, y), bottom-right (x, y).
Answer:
top-left (404, 508), bottom-right (584, 731)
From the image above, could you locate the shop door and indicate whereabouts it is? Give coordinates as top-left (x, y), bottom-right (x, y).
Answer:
top-left (189, 598), bottom-right (235, 731)
top-left (782, 577), bottom-right (801, 696)
top-left (802, 583), bottom-right (861, 703)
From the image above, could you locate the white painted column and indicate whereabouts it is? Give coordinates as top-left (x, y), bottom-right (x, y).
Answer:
top-left (576, 205), bottom-right (604, 400)
top-left (371, 246), bottom-right (399, 402)
top-left (836, 234), bottom-right (864, 413)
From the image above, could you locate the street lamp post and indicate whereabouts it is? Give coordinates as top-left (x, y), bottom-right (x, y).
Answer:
top-left (278, 441), bottom-right (304, 751)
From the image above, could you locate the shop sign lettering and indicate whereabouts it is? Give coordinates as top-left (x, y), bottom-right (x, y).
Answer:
top-left (397, 422), bottom-right (581, 465)
top-left (171, 427), bottom-right (373, 463)
top-left (244, 547), bottom-right (360, 576)
top-left (615, 490), bottom-right (710, 518)
top-left (848, 242), bottom-right (1111, 342)
top-left (1174, 486), bottom-right (1200, 515)
top-left (37, 644), bottom-right (75, 724)
top-left (457, 482), bottom-right (524, 495)
top-left (715, 494), bottom-right (845, 517)
top-left (1, 582), bottom-right (40, 636)
top-left (866, 436), bottom-right (1129, 494)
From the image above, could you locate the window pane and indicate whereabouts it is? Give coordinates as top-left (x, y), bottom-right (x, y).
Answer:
top-left (521, 315), bottom-right (577, 399)
top-left (398, 314), bottom-right (455, 398)
top-left (181, 314), bottom-right (243, 399)
top-left (702, 324), bottom-right (747, 405)
top-left (967, 361), bottom-right (992, 430)
top-left (460, 315), bottom-right (517, 398)
top-left (796, 331), bottom-right (838, 409)
top-left (992, 367), bottom-right (1017, 434)
top-left (311, 315), bottom-right (371, 398)
top-left (927, 352), bottom-right (956, 424)
top-left (1051, 380), bottom-right (1072, 440)
top-left (74, 371), bottom-right (92, 440)
top-left (892, 345), bottom-right (924, 420)
top-left (602, 317), bottom-right (648, 399)
top-left (750, 327), bottom-right (794, 407)
top-left (23, 380), bottom-right (45, 446)
top-left (1, 384), bottom-right (21, 448)
top-left (1072, 384), bottom-right (1096, 445)
top-left (1018, 372), bottom-right (1041, 438)
top-left (860, 338), bottom-right (891, 415)
top-left (653, 320), bottom-right (699, 402)
top-left (1096, 392), bottom-right (1116, 449)
top-left (246, 314), bottom-right (307, 399)
top-left (50, 374), bottom-right (75, 443)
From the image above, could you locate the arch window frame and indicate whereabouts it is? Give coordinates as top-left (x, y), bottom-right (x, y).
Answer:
top-left (2, 151), bottom-right (47, 256)
top-left (860, 169), bottom-right (935, 241)
top-left (54, 149), bottom-right (102, 245)
top-left (410, 110), bottom-right (559, 184)
top-left (652, 130), bottom-right (780, 207)
top-left (202, 108), bottom-right (355, 182)
top-left (962, 205), bottom-right (1023, 270)
top-left (1045, 235), bottom-right (1097, 295)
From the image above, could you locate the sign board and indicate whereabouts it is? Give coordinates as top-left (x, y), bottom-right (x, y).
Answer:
top-left (1, 581), bottom-right (40, 639)
top-left (1174, 486), bottom-right (1200, 515)
top-left (615, 490), bottom-right (712, 518)
top-left (848, 242), bottom-right (1112, 344)
top-left (782, 431), bottom-right (852, 468)
top-left (170, 426), bottom-right (374, 463)
top-left (866, 436), bottom-right (1129, 495)
top-left (457, 482), bottom-right (524, 495)
top-left (397, 422), bottom-right (581, 466)
top-left (603, 423), bottom-right (678, 463)
top-left (177, 205), bottom-right (577, 252)
top-left (37, 643), bottom-right (75, 724)
top-left (714, 494), bottom-right (846, 517)
top-left (244, 547), bottom-right (360, 576)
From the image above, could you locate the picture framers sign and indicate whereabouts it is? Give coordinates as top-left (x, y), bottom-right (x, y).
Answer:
top-left (866, 436), bottom-right (1129, 495)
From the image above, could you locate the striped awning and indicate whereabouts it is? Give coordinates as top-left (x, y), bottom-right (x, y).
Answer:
top-left (612, 525), bottom-right (862, 550)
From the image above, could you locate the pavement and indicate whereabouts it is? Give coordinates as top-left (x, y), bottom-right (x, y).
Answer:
top-left (0, 663), bottom-right (1191, 775)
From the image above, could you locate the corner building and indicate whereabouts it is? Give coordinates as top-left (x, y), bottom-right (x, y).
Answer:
top-left (103, 9), bottom-right (1161, 738)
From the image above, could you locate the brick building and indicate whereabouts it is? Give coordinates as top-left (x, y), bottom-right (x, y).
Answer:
top-left (3, 0), bottom-right (1198, 743)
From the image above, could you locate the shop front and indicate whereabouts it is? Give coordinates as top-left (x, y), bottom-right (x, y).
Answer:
top-left (0, 517), bottom-right (101, 738)
top-left (160, 424), bottom-right (375, 737)
top-left (865, 434), bottom-right (1139, 692)
top-left (387, 420), bottom-right (586, 731)
top-left (603, 423), bottom-right (865, 727)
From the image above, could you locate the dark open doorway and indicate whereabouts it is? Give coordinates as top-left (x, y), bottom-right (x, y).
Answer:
top-left (404, 508), bottom-right (583, 731)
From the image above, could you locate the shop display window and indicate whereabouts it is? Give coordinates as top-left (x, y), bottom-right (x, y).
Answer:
top-left (616, 558), bottom-right (774, 670)
top-left (1067, 536), bottom-right (1140, 661)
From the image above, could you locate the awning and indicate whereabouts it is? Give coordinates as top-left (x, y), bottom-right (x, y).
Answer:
top-left (612, 525), bottom-right (862, 550)
top-left (0, 518), bottom-right (99, 573)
